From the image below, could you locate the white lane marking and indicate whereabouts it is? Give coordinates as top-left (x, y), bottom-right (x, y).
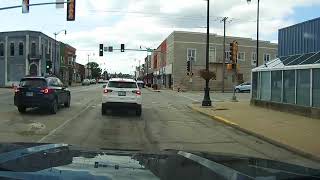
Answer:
top-left (71, 86), bottom-right (100, 93)
top-left (37, 100), bottom-right (95, 143)
top-left (178, 94), bottom-right (199, 102)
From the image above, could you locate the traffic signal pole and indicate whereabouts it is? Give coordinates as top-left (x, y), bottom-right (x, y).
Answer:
top-left (0, 1), bottom-right (69, 11)
top-left (221, 17), bottom-right (228, 93)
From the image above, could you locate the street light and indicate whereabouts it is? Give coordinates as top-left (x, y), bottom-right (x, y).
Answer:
top-left (202, 0), bottom-right (212, 107)
top-left (53, 29), bottom-right (67, 76)
top-left (247, 0), bottom-right (260, 67)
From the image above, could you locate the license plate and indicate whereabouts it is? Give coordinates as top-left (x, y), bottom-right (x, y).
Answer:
top-left (118, 91), bottom-right (126, 96)
top-left (26, 92), bottom-right (33, 97)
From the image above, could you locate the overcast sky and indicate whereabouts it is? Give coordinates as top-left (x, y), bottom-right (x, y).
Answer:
top-left (1, 0), bottom-right (320, 74)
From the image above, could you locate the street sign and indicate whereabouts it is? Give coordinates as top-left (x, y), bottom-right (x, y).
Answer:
top-left (147, 48), bottom-right (153, 53)
top-left (56, 0), bottom-right (64, 8)
top-left (22, 0), bottom-right (29, 13)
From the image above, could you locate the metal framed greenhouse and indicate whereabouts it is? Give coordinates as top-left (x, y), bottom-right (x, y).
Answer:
top-left (251, 51), bottom-right (320, 109)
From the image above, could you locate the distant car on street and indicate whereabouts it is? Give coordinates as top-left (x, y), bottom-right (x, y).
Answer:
top-left (98, 79), bottom-right (109, 84)
top-left (137, 80), bottom-right (145, 88)
top-left (82, 79), bottom-right (90, 86)
top-left (234, 82), bottom-right (251, 93)
top-left (102, 78), bottom-right (142, 116)
top-left (14, 76), bottom-right (71, 114)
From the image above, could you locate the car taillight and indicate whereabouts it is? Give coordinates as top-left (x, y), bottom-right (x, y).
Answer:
top-left (40, 88), bottom-right (53, 94)
top-left (132, 90), bottom-right (141, 95)
top-left (103, 89), bottom-right (113, 93)
top-left (14, 88), bottom-right (20, 94)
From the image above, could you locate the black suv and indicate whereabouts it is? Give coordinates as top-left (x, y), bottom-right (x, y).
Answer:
top-left (14, 76), bottom-right (71, 114)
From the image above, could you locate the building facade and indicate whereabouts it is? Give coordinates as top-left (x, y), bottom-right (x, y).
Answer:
top-left (151, 40), bottom-right (170, 88)
top-left (74, 62), bottom-right (85, 83)
top-left (59, 43), bottom-right (76, 85)
top-left (278, 17), bottom-right (320, 57)
top-left (143, 55), bottom-right (152, 84)
top-left (149, 31), bottom-right (278, 91)
top-left (0, 31), bottom-right (60, 87)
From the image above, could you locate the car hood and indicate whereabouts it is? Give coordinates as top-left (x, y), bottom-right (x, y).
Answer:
top-left (0, 143), bottom-right (319, 180)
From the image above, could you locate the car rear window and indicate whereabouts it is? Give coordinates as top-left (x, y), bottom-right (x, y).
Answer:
top-left (19, 79), bottom-right (47, 88)
top-left (108, 81), bottom-right (137, 88)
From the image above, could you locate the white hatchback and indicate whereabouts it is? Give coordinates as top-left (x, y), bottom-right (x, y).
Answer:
top-left (102, 78), bottom-right (142, 116)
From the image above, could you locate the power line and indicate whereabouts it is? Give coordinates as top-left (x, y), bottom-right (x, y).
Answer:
top-left (85, 9), bottom-right (278, 23)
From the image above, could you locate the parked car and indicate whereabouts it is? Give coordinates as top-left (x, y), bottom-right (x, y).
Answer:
top-left (14, 76), bottom-right (71, 114)
top-left (137, 80), bottom-right (145, 88)
top-left (102, 78), bottom-right (142, 116)
top-left (235, 82), bottom-right (251, 93)
top-left (90, 79), bottom-right (97, 84)
top-left (82, 79), bottom-right (90, 86)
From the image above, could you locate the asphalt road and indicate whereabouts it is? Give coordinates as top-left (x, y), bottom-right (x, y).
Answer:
top-left (0, 85), bottom-right (319, 169)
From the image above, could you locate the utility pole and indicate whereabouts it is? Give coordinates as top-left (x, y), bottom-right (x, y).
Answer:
top-left (247, 0), bottom-right (260, 67)
top-left (256, 0), bottom-right (260, 67)
top-left (53, 30), bottom-right (66, 76)
top-left (139, 59), bottom-right (141, 79)
top-left (54, 33), bottom-right (57, 76)
top-left (87, 54), bottom-right (90, 78)
top-left (146, 55), bottom-right (149, 83)
top-left (221, 17), bottom-right (228, 93)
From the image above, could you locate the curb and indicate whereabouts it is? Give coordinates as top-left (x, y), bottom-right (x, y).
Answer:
top-left (188, 105), bottom-right (320, 162)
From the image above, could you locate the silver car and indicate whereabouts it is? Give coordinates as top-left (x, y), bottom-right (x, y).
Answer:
top-left (235, 82), bottom-right (251, 93)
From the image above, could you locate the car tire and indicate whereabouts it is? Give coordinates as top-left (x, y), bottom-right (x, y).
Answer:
top-left (136, 106), bottom-right (142, 116)
top-left (18, 106), bottom-right (26, 113)
top-left (50, 99), bottom-right (58, 114)
top-left (235, 89), bottom-right (241, 93)
top-left (64, 95), bottom-right (71, 108)
top-left (101, 104), bottom-right (106, 115)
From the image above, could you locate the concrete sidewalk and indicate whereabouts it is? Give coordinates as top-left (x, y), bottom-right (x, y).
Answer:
top-left (145, 87), bottom-right (161, 92)
top-left (190, 102), bottom-right (320, 161)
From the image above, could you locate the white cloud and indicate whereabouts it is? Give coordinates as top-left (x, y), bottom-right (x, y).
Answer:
top-left (59, 0), bottom-right (320, 74)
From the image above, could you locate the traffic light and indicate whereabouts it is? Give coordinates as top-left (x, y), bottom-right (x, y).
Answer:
top-left (46, 61), bottom-right (52, 73)
top-left (229, 40), bottom-right (238, 64)
top-left (187, 61), bottom-right (191, 72)
top-left (121, 44), bottom-right (125, 52)
top-left (67, 0), bottom-right (76, 21)
top-left (99, 44), bottom-right (103, 56)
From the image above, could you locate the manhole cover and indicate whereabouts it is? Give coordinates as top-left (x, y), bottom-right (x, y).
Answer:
top-left (28, 122), bottom-right (46, 131)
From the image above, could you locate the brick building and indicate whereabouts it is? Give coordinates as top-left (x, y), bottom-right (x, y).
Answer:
top-left (59, 43), bottom-right (76, 85)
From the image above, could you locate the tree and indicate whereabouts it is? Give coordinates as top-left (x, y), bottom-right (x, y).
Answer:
top-left (102, 70), bottom-right (109, 80)
top-left (87, 62), bottom-right (102, 79)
